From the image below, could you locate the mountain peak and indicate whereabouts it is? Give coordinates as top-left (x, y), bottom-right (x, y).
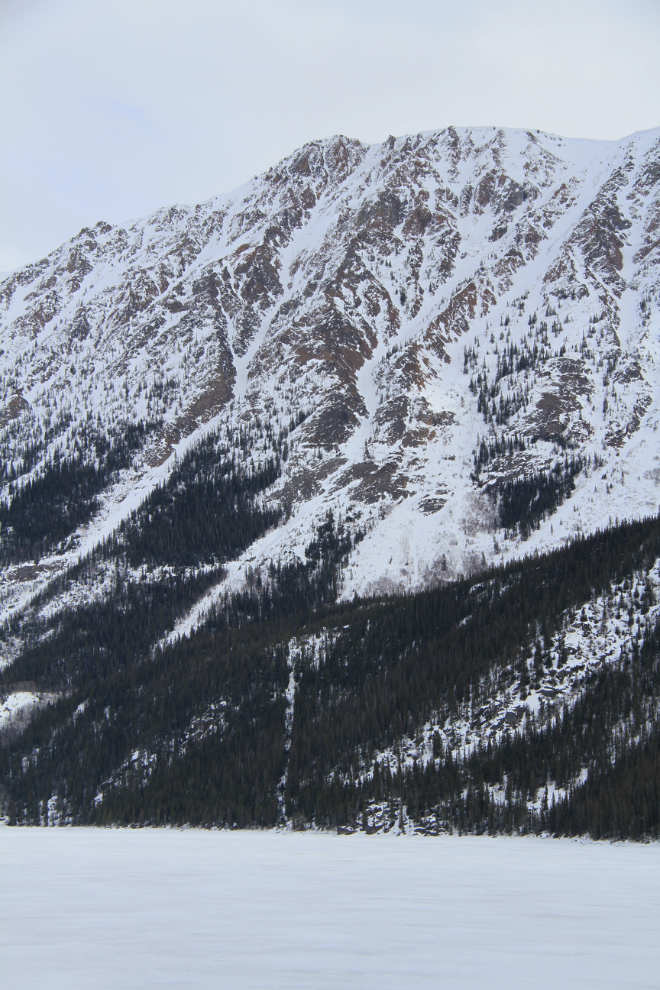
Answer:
top-left (0, 124), bottom-right (659, 614)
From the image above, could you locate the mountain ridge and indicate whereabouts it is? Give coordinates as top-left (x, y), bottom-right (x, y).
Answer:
top-left (1, 122), bottom-right (660, 835)
top-left (0, 122), bottom-right (659, 629)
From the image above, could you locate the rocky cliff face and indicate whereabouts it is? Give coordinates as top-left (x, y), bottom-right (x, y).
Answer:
top-left (1, 125), bottom-right (660, 619)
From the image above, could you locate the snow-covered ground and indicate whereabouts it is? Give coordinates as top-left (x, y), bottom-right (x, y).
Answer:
top-left (2, 124), bottom-right (660, 629)
top-left (1, 829), bottom-right (658, 989)
top-left (0, 688), bottom-right (58, 734)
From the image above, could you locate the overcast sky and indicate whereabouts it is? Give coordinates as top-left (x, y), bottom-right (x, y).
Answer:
top-left (1, 0), bottom-right (659, 271)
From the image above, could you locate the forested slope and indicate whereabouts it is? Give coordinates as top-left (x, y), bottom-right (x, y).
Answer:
top-left (1, 124), bottom-right (660, 837)
top-left (2, 500), bottom-right (659, 840)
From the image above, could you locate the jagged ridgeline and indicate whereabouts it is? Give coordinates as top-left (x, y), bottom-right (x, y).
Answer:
top-left (1, 511), bottom-right (659, 840)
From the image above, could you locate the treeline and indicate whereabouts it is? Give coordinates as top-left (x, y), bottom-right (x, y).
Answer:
top-left (473, 432), bottom-right (527, 473)
top-left (0, 399), bottom-right (307, 568)
top-left (497, 455), bottom-right (585, 539)
top-left (0, 510), bottom-right (362, 827)
top-left (0, 419), bottom-right (159, 563)
top-left (114, 435), bottom-right (282, 568)
top-left (283, 625), bottom-right (660, 841)
top-left (2, 510), bottom-right (660, 838)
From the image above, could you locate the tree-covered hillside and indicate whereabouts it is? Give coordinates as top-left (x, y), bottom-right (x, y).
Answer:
top-left (1, 476), bottom-right (659, 839)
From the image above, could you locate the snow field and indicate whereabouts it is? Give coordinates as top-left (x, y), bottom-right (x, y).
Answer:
top-left (1, 828), bottom-right (659, 990)
top-left (2, 125), bottom-right (660, 630)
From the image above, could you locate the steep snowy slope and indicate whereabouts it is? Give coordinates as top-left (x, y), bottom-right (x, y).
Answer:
top-left (1, 125), bottom-right (660, 624)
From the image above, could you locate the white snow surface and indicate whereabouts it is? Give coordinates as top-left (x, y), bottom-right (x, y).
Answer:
top-left (1, 828), bottom-right (658, 990)
top-left (0, 689), bottom-right (57, 732)
top-left (2, 123), bottom-right (660, 632)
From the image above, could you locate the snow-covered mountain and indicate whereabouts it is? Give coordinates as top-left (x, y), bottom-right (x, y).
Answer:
top-left (1, 124), bottom-right (660, 621)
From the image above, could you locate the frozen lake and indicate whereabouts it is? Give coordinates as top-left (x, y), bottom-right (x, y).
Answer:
top-left (1, 829), bottom-right (659, 989)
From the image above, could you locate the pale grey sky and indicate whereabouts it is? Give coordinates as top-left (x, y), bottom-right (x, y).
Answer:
top-left (1, 0), bottom-right (659, 270)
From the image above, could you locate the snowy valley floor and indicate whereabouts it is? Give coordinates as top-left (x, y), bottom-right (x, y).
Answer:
top-left (1, 829), bottom-right (659, 989)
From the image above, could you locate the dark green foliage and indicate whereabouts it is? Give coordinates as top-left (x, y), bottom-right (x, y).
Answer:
top-left (94, 637), bottom-right (290, 828)
top-left (497, 455), bottom-right (585, 538)
top-left (549, 729), bottom-right (660, 840)
top-left (473, 432), bottom-right (526, 473)
top-left (0, 508), bottom-right (359, 827)
top-left (0, 456), bottom-right (102, 562)
top-left (0, 419), bottom-right (159, 563)
top-left (1, 508), bottom-right (660, 837)
top-left (118, 442), bottom-right (282, 568)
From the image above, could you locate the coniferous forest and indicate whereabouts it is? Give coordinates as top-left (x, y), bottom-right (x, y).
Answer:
top-left (0, 419), bottom-right (161, 564)
top-left (0, 428), bottom-right (659, 840)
